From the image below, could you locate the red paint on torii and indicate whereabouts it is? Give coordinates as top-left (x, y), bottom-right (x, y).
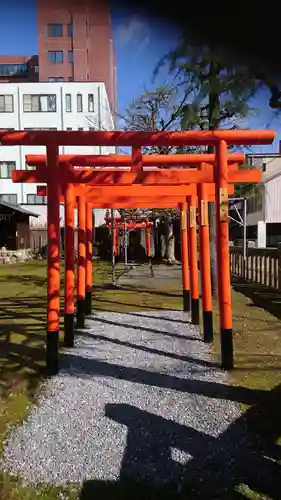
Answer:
top-left (13, 164), bottom-right (261, 185)
top-left (0, 129), bottom-right (275, 146)
top-left (0, 128), bottom-right (274, 374)
top-left (25, 152), bottom-right (245, 167)
top-left (106, 222), bottom-right (153, 229)
top-left (36, 183), bottom-right (235, 200)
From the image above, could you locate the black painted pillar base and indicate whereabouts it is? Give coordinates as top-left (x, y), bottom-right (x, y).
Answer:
top-left (191, 298), bottom-right (200, 325)
top-left (46, 330), bottom-right (59, 375)
top-left (76, 299), bottom-right (86, 329)
top-left (64, 313), bottom-right (74, 347)
top-left (183, 289), bottom-right (190, 312)
top-left (85, 291), bottom-right (92, 316)
top-left (203, 310), bottom-right (213, 343)
top-left (220, 329), bottom-right (234, 370)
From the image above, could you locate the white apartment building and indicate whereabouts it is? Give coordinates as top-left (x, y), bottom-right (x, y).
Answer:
top-left (245, 154), bottom-right (281, 247)
top-left (0, 82), bottom-right (115, 227)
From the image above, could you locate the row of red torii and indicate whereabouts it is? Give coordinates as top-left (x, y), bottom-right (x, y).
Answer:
top-left (0, 129), bottom-right (275, 374)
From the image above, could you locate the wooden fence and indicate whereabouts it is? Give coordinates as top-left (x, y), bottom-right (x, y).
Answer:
top-left (230, 245), bottom-right (281, 290)
top-left (30, 229), bottom-right (48, 251)
top-left (30, 229), bottom-right (78, 252)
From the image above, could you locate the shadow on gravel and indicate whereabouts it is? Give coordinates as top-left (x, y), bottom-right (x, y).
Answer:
top-left (77, 383), bottom-right (281, 499)
top-left (62, 352), bottom-right (267, 406)
top-left (61, 333), bottom-right (281, 500)
top-left (81, 315), bottom-right (201, 343)
top-left (94, 296), bottom-right (181, 312)
top-left (92, 307), bottom-right (191, 325)
top-left (127, 311), bottom-right (191, 325)
top-left (78, 329), bottom-right (215, 368)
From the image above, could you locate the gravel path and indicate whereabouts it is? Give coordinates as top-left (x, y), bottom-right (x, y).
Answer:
top-left (117, 264), bottom-right (183, 288)
top-left (1, 310), bottom-right (243, 490)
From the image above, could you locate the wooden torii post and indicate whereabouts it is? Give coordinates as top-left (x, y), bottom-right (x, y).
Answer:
top-left (0, 128), bottom-right (274, 374)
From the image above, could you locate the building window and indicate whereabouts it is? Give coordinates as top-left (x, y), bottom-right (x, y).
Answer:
top-left (24, 127), bottom-right (57, 130)
top-left (67, 23), bottom-right (73, 37)
top-left (49, 77), bottom-right (64, 82)
top-left (47, 24), bottom-right (62, 37)
top-left (0, 94), bottom-right (14, 113)
top-left (0, 64), bottom-right (28, 77)
top-left (27, 194), bottom-right (47, 205)
top-left (68, 50), bottom-right (73, 64)
top-left (66, 127), bottom-right (72, 130)
top-left (0, 161), bottom-right (16, 178)
top-left (78, 127), bottom-right (83, 131)
top-left (68, 77), bottom-right (74, 82)
top-left (65, 93), bottom-right (71, 112)
top-left (48, 51), bottom-right (63, 64)
top-left (35, 66), bottom-right (39, 73)
top-left (23, 94), bottom-right (57, 112)
top-left (77, 93), bottom-right (83, 112)
top-left (0, 194), bottom-right (18, 204)
top-left (89, 126), bottom-right (95, 130)
top-left (88, 94), bottom-right (94, 112)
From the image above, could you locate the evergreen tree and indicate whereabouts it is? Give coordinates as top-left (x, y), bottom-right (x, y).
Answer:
top-left (154, 40), bottom-right (260, 291)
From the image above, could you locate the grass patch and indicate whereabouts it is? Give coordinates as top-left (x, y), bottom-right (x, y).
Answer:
top-left (0, 260), bottom-right (281, 499)
top-left (211, 281), bottom-right (281, 500)
top-left (212, 286), bottom-right (281, 392)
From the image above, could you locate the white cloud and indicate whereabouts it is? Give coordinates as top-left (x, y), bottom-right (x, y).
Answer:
top-left (114, 17), bottom-right (150, 52)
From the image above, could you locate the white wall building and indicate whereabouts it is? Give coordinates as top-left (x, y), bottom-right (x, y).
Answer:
top-left (0, 81), bottom-right (115, 227)
top-left (245, 154), bottom-right (281, 247)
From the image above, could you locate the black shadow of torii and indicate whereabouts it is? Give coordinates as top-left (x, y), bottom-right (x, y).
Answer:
top-left (104, 398), bottom-right (281, 499)
top-left (64, 353), bottom-right (281, 498)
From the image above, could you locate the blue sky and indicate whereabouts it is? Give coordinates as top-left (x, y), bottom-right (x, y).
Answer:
top-left (0, 0), bottom-right (280, 153)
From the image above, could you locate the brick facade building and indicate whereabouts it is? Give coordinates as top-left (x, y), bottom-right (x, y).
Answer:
top-left (37, 0), bottom-right (117, 115)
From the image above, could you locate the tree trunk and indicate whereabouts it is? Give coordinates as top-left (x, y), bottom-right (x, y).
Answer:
top-left (163, 216), bottom-right (176, 263)
top-left (208, 57), bottom-right (221, 295)
top-left (153, 220), bottom-right (162, 260)
top-left (160, 233), bottom-right (166, 258)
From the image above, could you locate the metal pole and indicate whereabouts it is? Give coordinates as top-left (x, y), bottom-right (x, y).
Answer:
top-left (243, 197), bottom-right (247, 278)
top-left (111, 208), bottom-right (116, 286)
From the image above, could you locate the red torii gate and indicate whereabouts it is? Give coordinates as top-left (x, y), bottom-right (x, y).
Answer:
top-left (105, 217), bottom-right (154, 279)
top-left (31, 153), bottom-right (242, 336)
top-left (0, 129), bottom-right (274, 375)
top-left (37, 182), bottom-right (235, 331)
top-left (31, 153), bottom-right (245, 341)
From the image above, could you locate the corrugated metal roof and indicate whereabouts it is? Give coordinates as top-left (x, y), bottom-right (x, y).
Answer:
top-left (0, 200), bottom-right (39, 217)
